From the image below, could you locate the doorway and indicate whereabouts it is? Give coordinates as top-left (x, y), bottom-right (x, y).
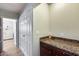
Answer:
top-left (0, 18), bottom-right (23, 56)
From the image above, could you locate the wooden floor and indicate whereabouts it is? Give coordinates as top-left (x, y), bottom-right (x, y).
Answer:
top-left (1, 39), bottom-right (24, 56)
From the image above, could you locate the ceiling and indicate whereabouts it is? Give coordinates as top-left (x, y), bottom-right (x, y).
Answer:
top-left (0, 3), bottom-right (26, 14)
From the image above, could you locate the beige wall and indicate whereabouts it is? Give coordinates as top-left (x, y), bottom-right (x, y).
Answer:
top-left (33, 3), bottom-right (79, 55)
top-left (33, 4), bottom-right (50, 55)
top-left (50, 3), bottom-right (79, 40)
top-left (33, 4), bottom-right (50, 37)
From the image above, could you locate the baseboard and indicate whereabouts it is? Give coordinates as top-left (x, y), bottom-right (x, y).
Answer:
top-left (3, 38), bottom-right (13, 41)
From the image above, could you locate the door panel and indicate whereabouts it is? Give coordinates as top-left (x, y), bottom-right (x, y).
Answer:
top-left (19, 10), bottom-right (33, 56)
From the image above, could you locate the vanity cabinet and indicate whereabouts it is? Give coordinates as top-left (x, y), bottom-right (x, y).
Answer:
top-left (40, 41), bottom-right (78, 56)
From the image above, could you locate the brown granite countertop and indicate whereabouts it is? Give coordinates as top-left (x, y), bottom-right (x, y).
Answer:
top-left (40, 38), bottom-right (79, 55)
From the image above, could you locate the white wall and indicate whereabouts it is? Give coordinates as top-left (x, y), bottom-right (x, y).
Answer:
top-left (13, 20), bottom-right (16, 45)
top-left (33, 4), bottom-right (50, 56)
top-left (50, 3), bottom-right (79, 40)
top-left (3, 18), bottom-right (16, 42)
top-left (3, 18), bottom-right (13, 40)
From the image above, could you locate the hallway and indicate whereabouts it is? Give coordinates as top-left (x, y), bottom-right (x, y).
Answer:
top-left (1, 40), bottom-right (23, 56)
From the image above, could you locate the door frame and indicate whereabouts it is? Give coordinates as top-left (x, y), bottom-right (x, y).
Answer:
top-left (0, 17), bottom-right (3, 53)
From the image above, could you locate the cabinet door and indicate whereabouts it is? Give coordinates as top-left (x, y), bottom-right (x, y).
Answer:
top-left (40, 46), bottom-right (52, 56)
top-left (40, 42), bottom-right (52, 56)
top-left (52, 47), bottom-right (64, 56)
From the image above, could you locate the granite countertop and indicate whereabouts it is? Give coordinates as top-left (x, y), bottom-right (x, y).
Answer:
top-left (40, 38), bottom-right (79, 55)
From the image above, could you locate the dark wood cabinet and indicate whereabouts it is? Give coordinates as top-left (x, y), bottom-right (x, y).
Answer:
top-left (40, 41), bottom-right (78, 56)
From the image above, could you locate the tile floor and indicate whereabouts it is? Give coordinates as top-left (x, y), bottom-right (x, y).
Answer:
top-left (1, 39), bottom-right (24, 56)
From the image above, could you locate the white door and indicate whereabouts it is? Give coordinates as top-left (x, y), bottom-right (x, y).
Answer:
top-left (19, 10), bottom-right (33, 56)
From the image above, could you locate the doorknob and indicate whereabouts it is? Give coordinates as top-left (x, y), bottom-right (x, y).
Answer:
top-left (23, 34), bottom-right (25, 37)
